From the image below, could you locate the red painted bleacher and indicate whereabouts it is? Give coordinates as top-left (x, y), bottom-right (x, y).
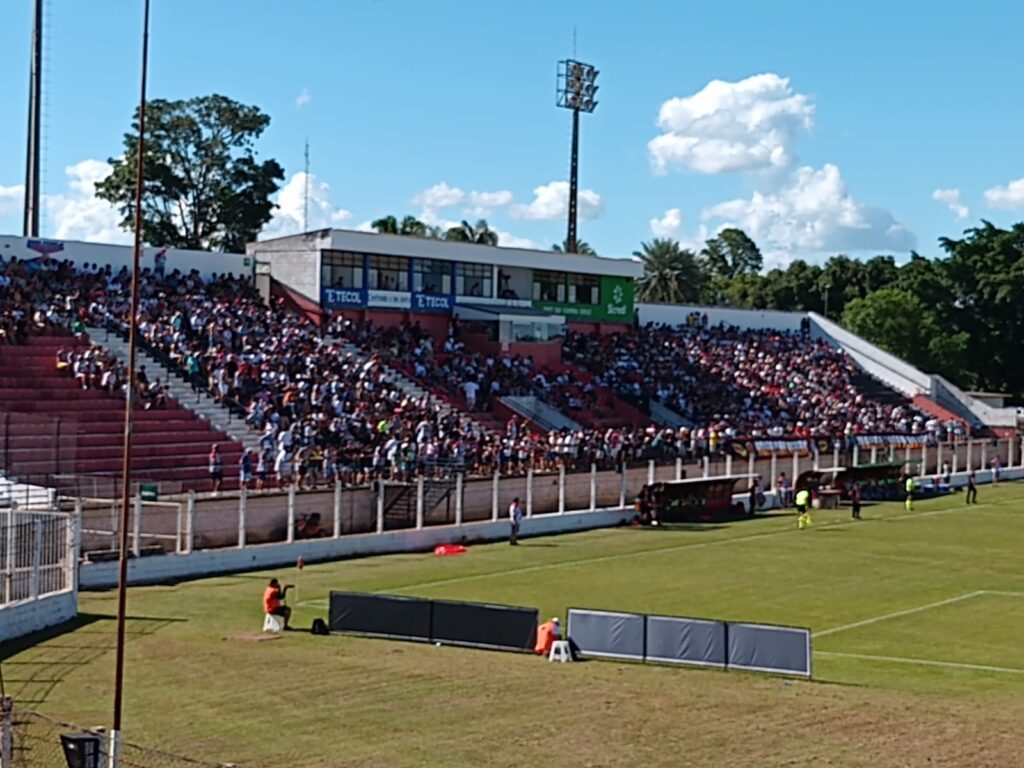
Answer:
top-left (0, 336), bottom-right (242, 494)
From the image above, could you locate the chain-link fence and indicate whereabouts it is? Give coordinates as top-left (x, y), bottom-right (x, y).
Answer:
top-left (3, 701), bottom-right (235, 768)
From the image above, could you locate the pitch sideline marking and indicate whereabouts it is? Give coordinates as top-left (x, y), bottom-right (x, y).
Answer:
top-left (812, 591), bottom-right (986, 638)
top-left (294, 497), bottom-right (1016, 608)
top-left (815, 650), bottom-right (1024, 676)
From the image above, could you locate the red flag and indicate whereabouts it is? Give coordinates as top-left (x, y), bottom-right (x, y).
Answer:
top-left (297, 556), bottom-right (305, 571)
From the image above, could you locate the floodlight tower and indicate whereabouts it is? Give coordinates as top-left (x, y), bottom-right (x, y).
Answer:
top-left (556, 59), bottom-right (599, 254)
top-left (23, 0), bottom-right (43, 237)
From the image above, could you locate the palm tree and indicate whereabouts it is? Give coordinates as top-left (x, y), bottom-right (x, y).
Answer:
top-left (551, 239), bottom-right (596, 255)
top-left (633, 238), bottom-right (704, 304)
top-left (443, 219), bottom-right (499, 246)
top-left (371, 215), bottom-right (434, 237)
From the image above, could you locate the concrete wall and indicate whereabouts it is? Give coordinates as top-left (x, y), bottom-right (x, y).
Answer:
top-left (0, 235), bottom-right (248, 278)
top-left (0, 589), bottom-right (77, 643)
top-left (637, 303), bottom-right (806, 332)
top-left (267, 249), bottom-right (320, 305)
top-left (79, 507), bottom-right (633, 589)
top-left (809, 312), bottom-right (930, 397)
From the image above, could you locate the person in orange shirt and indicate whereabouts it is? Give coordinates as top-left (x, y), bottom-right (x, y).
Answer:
top-left (263, 578), bottom-right (295, 629)
top-left (534, 617), bottom-right (562, 656)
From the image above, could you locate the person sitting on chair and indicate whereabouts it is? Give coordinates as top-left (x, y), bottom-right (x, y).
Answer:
top-left (534, 616), bottom-right (562, 656)
top-left (263, 578), bottom-right (294, 629)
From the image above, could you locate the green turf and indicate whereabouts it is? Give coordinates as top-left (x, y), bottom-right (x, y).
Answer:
top-left (5, 484), bottom-right (1024, 767)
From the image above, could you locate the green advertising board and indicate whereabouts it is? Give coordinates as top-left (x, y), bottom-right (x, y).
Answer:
top-left (531, 274), bottom-right (635, 322)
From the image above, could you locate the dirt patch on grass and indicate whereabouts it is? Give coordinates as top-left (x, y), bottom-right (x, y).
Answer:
top-left (228, 633), bottom-right (282, 642)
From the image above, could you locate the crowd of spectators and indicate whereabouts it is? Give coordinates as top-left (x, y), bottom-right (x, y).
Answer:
top-left (1, 252), bottom-right (962, 490)
top-left (564, 319), bottom-right (931, 440)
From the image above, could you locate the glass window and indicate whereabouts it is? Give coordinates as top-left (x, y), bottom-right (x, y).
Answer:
top-left (413, 258), bottom-right (452, 294)
top-left (321, 251), bottom-right (364, 290)
top-left (511, 320), bottom-right (565, 343)
top-left (367, 255), bottom-right (409, 292)
top-left (455, 262), bottom-right (493, 298)
top-left (568, 273), bottom-right (600, 305)
top-left (532, 270), bottom-right (567, 303)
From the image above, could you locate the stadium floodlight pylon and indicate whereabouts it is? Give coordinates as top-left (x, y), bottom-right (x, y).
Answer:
top-left (556, 59), bottom-right (599, 255)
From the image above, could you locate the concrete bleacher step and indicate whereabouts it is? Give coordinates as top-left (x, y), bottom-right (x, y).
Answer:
top-left (85, 326), bottom-right (263, 453)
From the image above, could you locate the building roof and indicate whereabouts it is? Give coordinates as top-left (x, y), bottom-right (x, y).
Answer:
top-left (249, 228), bottom-right (642, 279)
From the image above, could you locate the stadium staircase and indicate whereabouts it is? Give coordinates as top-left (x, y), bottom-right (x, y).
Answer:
top-left (850, 370), bottom-right (915, 408)
top-left (501, 395), bottom-right (582, 433)
top-left (381, 477), bottom-right (459, 529)
top-left (0, 335), bottom-right (243, 497)
top-left (911, 394), bottom-right (970, 429)
top-left (557, 364), bottom-right (652, 431)
top-left (85, 326), bottom-right (262, 454)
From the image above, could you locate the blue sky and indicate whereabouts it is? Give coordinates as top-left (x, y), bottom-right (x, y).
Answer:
top-left (2, 0), bottom-right (1024, 265)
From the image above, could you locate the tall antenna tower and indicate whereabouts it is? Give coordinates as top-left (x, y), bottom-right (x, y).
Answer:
top-left (303, 138), bottom-right (310, 232)
top-left (23, 0), bottom-right (43, 237)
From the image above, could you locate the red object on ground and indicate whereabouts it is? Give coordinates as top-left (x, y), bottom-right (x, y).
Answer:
top-left (434, 544), bottom-right (466, 556)
top-left (297, 556), bottom-right (305, 570)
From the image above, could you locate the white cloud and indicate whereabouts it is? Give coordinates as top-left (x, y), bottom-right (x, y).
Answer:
top-left (262, 171), bottom-right (351, 238)
top-left (510, 180), bottom-right (603, 221)
top-left (702, 163), bottom-right (915, 263)
top-left (0, 184), bottom-right (24, 217)
top-left (296, 88), bottom-right (312, 108)
top-left (43, 160), bottom-right (128, 243)
top-left (412, 181), bottom-right (465, 209)
top-left (983, 178), bottom-right (1024, 210)
top-left (354, 220), bottom-right (376, 233)
top-left (648, 73), bottom-right (814, 175)
top-left (932, 188), bottom-right (970, 220)
top-left (493, 230), bottom-right (539, 250)
top-left (467, 190), bottom-right (513, 208)
top-left (650, 207), bottom-right (683, 237)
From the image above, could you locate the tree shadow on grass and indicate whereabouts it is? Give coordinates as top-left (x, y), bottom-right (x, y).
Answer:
top-left (0, 613), bottom-right (185, 706)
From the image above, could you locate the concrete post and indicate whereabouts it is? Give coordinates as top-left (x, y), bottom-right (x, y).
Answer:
top-left (981, 441), bottom-right (989, 474)
top-left (416, 476), bottom-right (425, 530)
top-left (702, 456), bottom-right (710, 478)
top-left (30, 520), bottom-right (42, 598)
top-left (558, 465), bottom-right (566, 515)
top-left (870, 446), bottom-right (878, 464)
top-left (619, 464), bottom-right (628, 508)
top-left (748, 452), bottom-right (755, 482)
top-left (5, 509), bottom-right (15, 603)
top-left (952, 446), bottom-right (959, 475)
top-left (287, 485), bottom-right (297, 544)
top-left (647, 459), bottom-right (655, 485)
top-left (590, 463), bottom-right (597, 511)
top-left (491, 471), bottom-right (500, 522)
top-left (769, 453), bottom-right (778, 490)
top-left (333, 480), bottom-right (342, 539)
top-left (238, 488), bottom-right (247, 548)
top-left (725, 454), bottom-right (733, 477)
top-left (966, 440), bottom-right (974, 472)
top-left (833, 444), bottom-right (840, 471)
top-left (852, 444), bottom-right (860, 467)
top-left (376, 486), bottom-right (385, 534)
top-left (812, 447), bottom-right (820, 472)
top-left (455, 474), bottom-right (464, 526)
top-left (175, 501), bottom-right (183, 554)
top-left (936, 443), bottom-right (943, 475)
top-left (791, 453), bottom-right (799, 483)
top-left (185, 490), bottom-right (196, 554)
top-left (132, 495), bottom-right (142, 558)
top-left (525, 468), bottom-right (533, 518)
top-left (904, 445), bottom-right (912, 465)
top-left (675, 456), bottom-right (683, 481)
top-left (1008, 437), bottom-right (1016, 469)
top-left (920, 444), bottom-right (928, 477)
top-left (70, 500), bottom-right (82, 593)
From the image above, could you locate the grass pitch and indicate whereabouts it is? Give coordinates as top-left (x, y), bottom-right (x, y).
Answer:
top-left (5, 484), bottom-right (1024, 767)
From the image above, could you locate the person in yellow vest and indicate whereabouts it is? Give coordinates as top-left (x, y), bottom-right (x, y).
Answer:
top-left (905, 475), bottom-right (916, 511)
top-left (534, 617), bottom-right (562, 656)
top-left (796, 488), bottom-right (812, 530)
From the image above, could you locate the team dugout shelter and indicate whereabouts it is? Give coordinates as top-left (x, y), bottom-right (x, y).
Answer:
top-left (248, 229), bottom-right (642, 365)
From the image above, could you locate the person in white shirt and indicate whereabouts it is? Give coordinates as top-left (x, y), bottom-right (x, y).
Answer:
top-left (508, 497), bottom-right (524, 545)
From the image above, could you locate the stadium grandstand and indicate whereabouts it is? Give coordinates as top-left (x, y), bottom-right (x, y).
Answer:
top-left (0, 228), bottom-right (1015, 507)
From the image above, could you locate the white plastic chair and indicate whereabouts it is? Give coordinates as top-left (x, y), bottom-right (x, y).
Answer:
top-left (263, 613), bottom-right (285, 633)
top-left (548, 639), bottom-right (572, 663)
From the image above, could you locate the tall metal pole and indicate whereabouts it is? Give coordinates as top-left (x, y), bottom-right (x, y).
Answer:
top-left (23, 0), bottom-right (43, 237)
top-left (111, 0), bottom-right (150, 760)
top-left (566, 107), bottom-right (580, 254)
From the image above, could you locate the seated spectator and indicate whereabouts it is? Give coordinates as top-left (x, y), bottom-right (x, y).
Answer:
top-left (262, 578), bottom-right (294, 629)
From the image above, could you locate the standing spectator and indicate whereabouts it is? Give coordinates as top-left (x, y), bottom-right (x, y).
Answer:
top-left (508, 496), bottom-right (524, 545)
top-left (850, 482), bottom-right (862, 520)
top-left (966, 471), bottom-right (978, 505)
top-left (239, 450), bottom-right (253, 491)
top-left (209, 443), bottom-right (223, 494)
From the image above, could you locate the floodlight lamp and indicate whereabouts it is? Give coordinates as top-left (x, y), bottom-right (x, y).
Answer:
top-left (586, 68), bottom-right (599, 82)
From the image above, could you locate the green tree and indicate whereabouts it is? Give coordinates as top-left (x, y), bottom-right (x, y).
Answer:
top-left (701, 228), bottom-right (763, 279)
top-left (634, 238), bottom-right (703, 303)
top-left (551, 239), bottom-right (596, 255)
top-left (96, 94), bottom-right (284, 253)
top-left (444, 219), bottom-right (499, 246)
top-left (843, 288), bottom-right (933, 367)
